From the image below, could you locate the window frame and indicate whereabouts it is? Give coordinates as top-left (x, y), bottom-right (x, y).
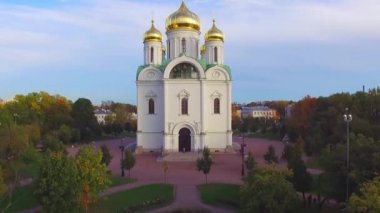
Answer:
top-left (181, 98), bottom-right (188, 115)
top-left (148, 98), bottom-right (155, 114)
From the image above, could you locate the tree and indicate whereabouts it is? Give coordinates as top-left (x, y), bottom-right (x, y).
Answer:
top-left (100, 145), bottom-right (113, 166)
top-left (75, 146), bottom-right (110, 211)
top-left (163, 161), bottom-right (169, 183)
top-left (349, 175), bottom-right (380, 212)
top-left (240, 166), bottom-right (300, 213)
top-left (245, 151), bottom-right (257, 172)
top-left (196, 147), bottom-right (213, 184)
top-left (287, 155), bottom-right (312, 202)
top-left (264, 145), bottom-right (278, 164)
top-left (72, 98), bottom-right (100, 141)
top-left (122, 150), bottom-right (136, 178)
top-left (35, 152), bottom-right (80, 212)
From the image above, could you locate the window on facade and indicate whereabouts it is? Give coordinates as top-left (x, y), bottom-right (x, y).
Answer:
top-left (150, 47), bottom-right (154, 63)
top-left (181, 98), bottom-right (188, 115)
top-left (168, 42), bottom-right (170, 58)
top-left (214, 47), bottom-right (218, 63)
top-left (214, 98), bottom-right (220, 114)
top-left (169, 63), bottom-right (199, 79)
top-left (148, 98), bottom-right (155, 114)
top-left (181, 38), bottom-right (186, 53)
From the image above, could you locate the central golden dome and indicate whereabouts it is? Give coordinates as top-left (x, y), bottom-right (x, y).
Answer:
top-left (166, 1), bottom-right (200, 32)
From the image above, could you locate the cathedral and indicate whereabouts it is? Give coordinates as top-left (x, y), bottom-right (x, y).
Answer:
top-left (136, 1), bottom-right (232, 153)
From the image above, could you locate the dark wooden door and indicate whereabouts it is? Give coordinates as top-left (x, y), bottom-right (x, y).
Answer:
top-left (179, 128), bottom-right (191, 152)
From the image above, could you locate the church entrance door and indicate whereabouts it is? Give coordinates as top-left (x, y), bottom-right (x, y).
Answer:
top-left (178, 128), bottom-right (191, 152)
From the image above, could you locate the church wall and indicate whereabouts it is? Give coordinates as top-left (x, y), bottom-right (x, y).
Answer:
top-left (165, 80), bottom-right (202, 125)
top-left (137, 81), bottom-right (164, 150)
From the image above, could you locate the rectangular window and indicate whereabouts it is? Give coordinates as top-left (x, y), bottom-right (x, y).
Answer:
top-left (181, 98), bottom-right (188, 115)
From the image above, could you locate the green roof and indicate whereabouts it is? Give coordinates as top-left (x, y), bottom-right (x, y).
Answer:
top-left (136, 58), bottom-right (232, 80)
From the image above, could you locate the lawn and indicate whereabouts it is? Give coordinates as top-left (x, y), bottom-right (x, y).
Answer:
top-left (0, 185), bottom-right (38, 212)
top-left (198, 183), bottom-right (240, 209)
top-left (109, 176), bottom-right (135, 187)
top-left (90, 184), bottom-right (174, 212)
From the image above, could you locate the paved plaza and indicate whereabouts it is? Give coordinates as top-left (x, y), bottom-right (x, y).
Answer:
top-left (66, 136), bottom-right (323, 212)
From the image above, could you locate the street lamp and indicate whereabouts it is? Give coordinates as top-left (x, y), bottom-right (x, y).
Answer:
top-left (119, 138), bottom-right (125, 177)
top-left (343, 108), bottom-right (352, 202)
top-left (13, 113), bottom-right (18, 125)
top-left (240, 133), bottom-right (246, 176)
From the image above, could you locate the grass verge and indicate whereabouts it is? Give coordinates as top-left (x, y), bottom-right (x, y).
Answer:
top-left (0, 185), bottom-right (37, 212)
top-left (91, 184), bottom-right (174, 212)
top-left (198, 183), bottom-right (240, 209)
top-left (109, 176), bottom-right (135, 187)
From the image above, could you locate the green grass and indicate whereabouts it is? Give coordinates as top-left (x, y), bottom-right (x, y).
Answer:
top-left (198, 183), bottom-right (240, 209)
top-left (109, 176), bottom-right (135, 187)
top-left (91, 184), bottom-right (174, 212)
top-left (0, 185), bottom-right (38, 212)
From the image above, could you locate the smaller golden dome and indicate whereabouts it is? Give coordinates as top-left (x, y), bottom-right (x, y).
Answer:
top-left (144, 20), bottom-right (163, 43)
top-left (205, 20), bottom-right (224, 42)
top-left (166, 1), bottom-right (201, 32)
top-left (200, 44), bottom-right (205, 54)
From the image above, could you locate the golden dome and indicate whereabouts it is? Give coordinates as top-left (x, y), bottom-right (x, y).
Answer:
top-left (144, 20), bottom-right (163, 42)
top-left (205, 20), bottom-right (224, 42)
top-left (200, 44), bottom-right (205, 54)
top-left (166, 1), bottom-right (200, 32)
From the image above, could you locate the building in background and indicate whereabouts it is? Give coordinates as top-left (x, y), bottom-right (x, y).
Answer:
top-left (240, 106), bottom-right (279, 120)
top-left (94, 109), bottom-right (116, 124)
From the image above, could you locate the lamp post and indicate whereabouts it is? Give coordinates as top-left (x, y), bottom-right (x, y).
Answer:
top-left (241, 133), bottom-right (246, 176)
top-left (119, 138), bottom-right (125, 177)
top-left (343, 108), bottom-right (352, 202)
top-left (13, 113), bottom-right (18, 125)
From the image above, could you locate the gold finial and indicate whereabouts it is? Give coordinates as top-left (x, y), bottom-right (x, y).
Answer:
top-left (144, 19), bottom-right (163, 43)
top-left (205, 19), bottom-right (224, 42)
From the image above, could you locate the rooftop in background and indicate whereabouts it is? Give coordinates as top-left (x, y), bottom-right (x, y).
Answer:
top-left (94, 109), bottom-right (114, 115)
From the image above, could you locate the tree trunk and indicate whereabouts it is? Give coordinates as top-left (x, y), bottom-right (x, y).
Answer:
top-left (302, 192), bottom-right (306, 203)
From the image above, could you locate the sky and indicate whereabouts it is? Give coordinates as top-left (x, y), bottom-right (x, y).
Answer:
top-left (0, 0), bottom-right (380, 105)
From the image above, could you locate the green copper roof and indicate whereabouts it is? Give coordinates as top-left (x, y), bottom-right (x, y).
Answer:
top-left (136, 58), bottom-right (232, 80)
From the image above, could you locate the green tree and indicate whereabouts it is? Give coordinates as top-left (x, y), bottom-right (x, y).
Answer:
top-left (245, 151), bottom-right (257, 172)
top-left (43, 133), bottom-right (65, 153)
top-left (264, 145), bottom-right (278, 164)
top-left (100, 145), bottom-right (113, 166)
top-left (287, 155), bottom-right (312, 202)
top-left (349, 175), bottom-right (380, 212)
top-left (75, 145), bottom-right (110, 211)
top-left (57, 124), bottom-right (73, 144)
top-left (122, 150), bottom-right (136, 178)
top-left (35, 152), bottom-right (80, 212)
top-left (240, 166), bottom-right (300, 213)
top-left (72, 98), bottom-right (100, 141)
top-left (196, 147), bottom-right (213, 184)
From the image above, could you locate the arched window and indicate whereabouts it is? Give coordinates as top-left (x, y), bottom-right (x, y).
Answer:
top-left (150, 47), bottom-right (154, 63)
top-left (148, 98), bottom-right (154, 114)
top-left (181, 38), bottom-right (186, 53)
top-left (169, 63), bottom-right (199, 79)
top-left (181, 98), bottom-right (188, 115)
top-left (214, 47), bottom-right (218, 63)
top-left (214, 98), bottom-right (220, 114)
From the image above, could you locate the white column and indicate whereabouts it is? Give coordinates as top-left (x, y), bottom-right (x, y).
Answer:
top-left (227, 82), bottom-right (232, 146)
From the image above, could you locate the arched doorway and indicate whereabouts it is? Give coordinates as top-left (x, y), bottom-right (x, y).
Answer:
top-left (178, 128), bottom-right (191, 152)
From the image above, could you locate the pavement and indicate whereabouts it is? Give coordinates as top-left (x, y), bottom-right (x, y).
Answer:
top-left (23, 136), bottom-right (324, 213)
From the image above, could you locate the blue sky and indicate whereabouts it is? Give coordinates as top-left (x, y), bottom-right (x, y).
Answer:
top-left (1, 0), bottom-right (379, 105)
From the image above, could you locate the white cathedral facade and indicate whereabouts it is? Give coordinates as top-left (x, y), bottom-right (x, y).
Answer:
top-left (136, 1), bottom-right (232, 153)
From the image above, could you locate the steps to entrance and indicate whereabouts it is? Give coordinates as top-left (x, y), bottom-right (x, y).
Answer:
top-left (158, 152), bottom-right (201, 162)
